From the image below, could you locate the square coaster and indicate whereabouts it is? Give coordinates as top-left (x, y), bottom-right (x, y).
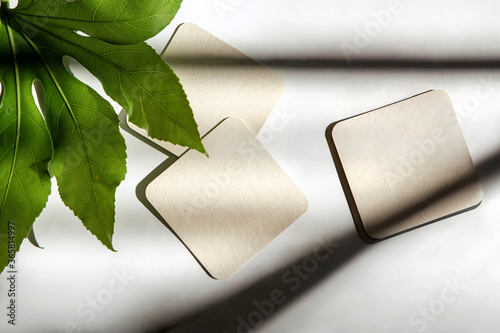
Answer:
top-left (145, 118), bottom-right (308, 279)
top-left (328, 90), bottom-right (483, 241)
top-left (129, 23), bottom-right (285, 156)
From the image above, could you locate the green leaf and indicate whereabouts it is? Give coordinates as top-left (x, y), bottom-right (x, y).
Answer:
top-left (13, 2), bottom-right (206, 154)
top-left (15, 0), bottom-right (183, 44)
top-left (36, 46), bottom-right (127, 251)
top-left (0, 0), bottom-right (203, 273)
top-left (0, 21), bottom-right (52, 272)
top-left (49, 30), bottom-right (207, 154)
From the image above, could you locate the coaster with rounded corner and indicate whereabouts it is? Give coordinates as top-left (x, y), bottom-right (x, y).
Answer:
top-left (145, 118), bottom-right (308, 279)
top-left (327, 90), bottom-right (483, 242)
top-left (128, 23), bottom-right (285, 156)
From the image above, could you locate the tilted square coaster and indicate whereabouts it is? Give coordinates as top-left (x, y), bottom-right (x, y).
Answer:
top-left (327, 90), bottom-right (483, 242)
top-left (146, 118), bottom-right (308, 279)
top-left (128, 23), bottom-right (285, 156)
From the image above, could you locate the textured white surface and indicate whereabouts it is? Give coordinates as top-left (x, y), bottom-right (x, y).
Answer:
top-left (2, 1), bottom-right (500, 332)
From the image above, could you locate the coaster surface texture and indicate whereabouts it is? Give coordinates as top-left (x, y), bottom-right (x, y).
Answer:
top-left (146, 118), bottom-right (308, 279)
top-left (129, 23), bottom-right (285, 155)
top-left (330, 90), bottom-right (483, 240)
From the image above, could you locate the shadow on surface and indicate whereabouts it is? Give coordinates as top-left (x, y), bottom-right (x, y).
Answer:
top-left (142, 144), bottom-right (500, 333)
top-left (164, 55), bottom-right (500, 70)
top-left (118, 50), bottom-right (500, 332)
top-left (119, 110), bottom-right (225, 279)
top-left (122, 98), bottom-right (500, 333)
top-left (476, 148), bottom-right (500, 182)
top-left (119, 108), bottom-right (369, 332)
top-left (260, 58), bottom-right (500, 69)
top-left (146, 229), bottom-right (365, 333)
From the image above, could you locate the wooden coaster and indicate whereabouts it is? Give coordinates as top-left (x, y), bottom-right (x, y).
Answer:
top-left (328, 90), bottom-right (483, 241)
top-left (145, 118), bottom-right (308, 279)
top-left (128, 23), bottom-right (285, 156)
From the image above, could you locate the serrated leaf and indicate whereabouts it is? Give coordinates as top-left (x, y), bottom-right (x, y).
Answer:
top-left (0, 21), bottom-right (52, 272)
top-left (57, 33), bottom-right (207, 154)
top-left (12, 1), bottom-right (206, 154)
top-left (37, 47), bottom-right (127, 251)
top-left (15, 0), bottom-right (183, 44)
top-left (0, 0), bottom-right (201, 273)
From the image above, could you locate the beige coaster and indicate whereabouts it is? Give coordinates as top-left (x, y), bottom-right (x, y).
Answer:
top-left (146, 118), bottom-right (308, 279)
top-left (129, 23), bottom-right (285, 156)
top-left (329, 90), bottom-right (483, 241)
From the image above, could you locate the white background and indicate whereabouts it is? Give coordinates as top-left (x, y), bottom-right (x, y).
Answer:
top-left (2, 0), bottom-right (500, 332)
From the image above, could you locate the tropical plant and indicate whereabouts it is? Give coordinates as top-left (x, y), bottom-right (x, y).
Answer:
top-left (0, 0), bottom-right (204, 273)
